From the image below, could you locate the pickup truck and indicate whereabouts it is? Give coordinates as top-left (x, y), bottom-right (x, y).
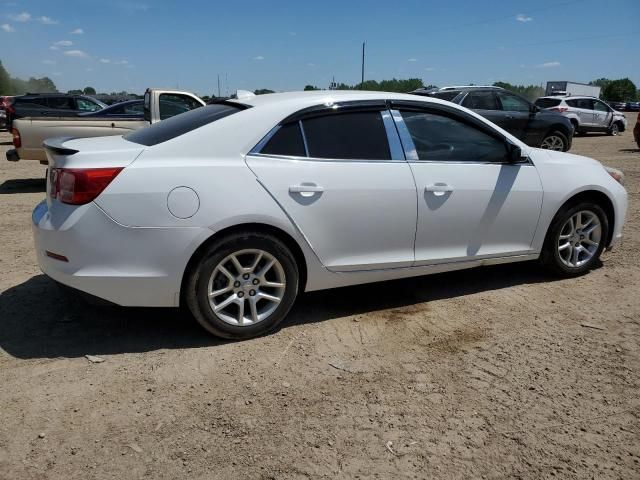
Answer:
top-left (7, 89), bottom-right (205, 163)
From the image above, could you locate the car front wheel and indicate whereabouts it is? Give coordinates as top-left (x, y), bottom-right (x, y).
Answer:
top-left (608, 122), bottom-right (620, 136)
top-left (540, 202), bottom-right (609, 277)
top-left (540, 131), bottom-right (569, 151)
top-left (185, 232), bottom-right (299, 339)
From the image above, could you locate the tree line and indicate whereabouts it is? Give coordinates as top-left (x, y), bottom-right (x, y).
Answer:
top-left (0, 61), bottom-right (57, 95)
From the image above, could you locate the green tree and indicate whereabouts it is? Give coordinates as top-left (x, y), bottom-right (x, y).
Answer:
top-left (83, 86), bottom-right (96, 95)
top-left (602, 78), bottom-right (637, 101)
top-left (0, 61), bottom-right (12, 95)
top-left (493, 82), bottom-right (545, 101)
top-left (254, 89), bottom-right (275, 95)
top-left (67, 89), bottom-right (83, 95)
top-left (304, 85), bottom-right (320, 91)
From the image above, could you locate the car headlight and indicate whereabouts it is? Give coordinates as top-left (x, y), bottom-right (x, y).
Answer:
top-left (604, 166), bottom-right (624, 185)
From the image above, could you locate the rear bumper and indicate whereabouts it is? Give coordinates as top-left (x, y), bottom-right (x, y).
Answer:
top-left (32, 200), bottom-right (211, 307)
top-left (6, 148), bottom-right (19, 162)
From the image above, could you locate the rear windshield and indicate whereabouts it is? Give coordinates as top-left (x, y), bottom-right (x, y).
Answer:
top-left (535, 98), bottom-right (561, 108)
top-left (125, 102), bottom-right (246, 146)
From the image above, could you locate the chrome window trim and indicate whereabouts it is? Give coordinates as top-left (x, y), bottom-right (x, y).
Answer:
top-left (247, 152), bottom-right (406, 164)
top-left (298, 120), bottom-right (310, 157)
top-left (381, 110), bottom-right (406, 160)
top-left (390, 109), bottom-right (418, 160)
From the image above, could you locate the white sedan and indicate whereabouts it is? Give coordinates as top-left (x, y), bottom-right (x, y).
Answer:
top-left (32, 91), bottom-right (627, 339)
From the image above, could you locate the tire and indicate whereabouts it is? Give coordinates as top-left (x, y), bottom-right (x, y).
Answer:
top-left (540, 130), bottom-right (569, 151)
top-left (540, 202), bottom-right (609, 278)
top-left (184, 232), bottom-right (299, 339)
top-left (608, 122), bottom-right (620, 136)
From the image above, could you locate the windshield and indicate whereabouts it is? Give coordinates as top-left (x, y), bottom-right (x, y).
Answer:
top-left (125, 102), bottom-right (246, 146)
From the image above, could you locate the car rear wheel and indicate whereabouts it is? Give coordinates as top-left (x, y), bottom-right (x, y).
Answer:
top-left (540, 131), bottom-right (568, 151)
top-left (540, 202), bottom-right (608, 277)
top-left (185, 232), bottom-right (299, 339)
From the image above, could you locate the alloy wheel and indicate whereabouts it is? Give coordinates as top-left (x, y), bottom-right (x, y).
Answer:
top-left (540, 135), bottom-right (565, 151)
top-left (207, 249), bottom-right (286, 326)
top-left (557, 210), bottom-right (602, 268)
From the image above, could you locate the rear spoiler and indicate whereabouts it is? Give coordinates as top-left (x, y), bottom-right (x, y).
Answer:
top-left (42, 137), bottom-right (79, 156)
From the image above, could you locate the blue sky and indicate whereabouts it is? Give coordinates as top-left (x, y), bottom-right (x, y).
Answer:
top-left (2, 0), bottom-right (639, 96)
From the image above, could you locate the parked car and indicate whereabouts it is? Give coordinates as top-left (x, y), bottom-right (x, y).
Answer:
top-left (607, 101), bottom-right (627, 111)
top-left (412, 86), bottom-right (574, 151)
top-left (634, 112), bottom-right (640, 149)
top-left (627, 102), bottom-right (640, 112)
top-left (534, 96), bottom-right (627, 136)
top-left (7, 89), bottom-right (204, 162)
top-left (79, 99), bottom-right (144, 118)
top-left (0, 95), bottom-right (13, 130)
top-left (32, 91), bottom-right (627, 339)
top-left (4, 93), bottom-right (107, 130)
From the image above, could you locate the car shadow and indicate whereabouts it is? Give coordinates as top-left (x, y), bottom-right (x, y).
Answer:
top-left (0, 178), bottom-right (46, 194)
top-left (0, 141), bottom-right (13, 146)
top-left (619, 148), bottom-right (640, 153)
top-left (0, 263), bottom-right (555, 360)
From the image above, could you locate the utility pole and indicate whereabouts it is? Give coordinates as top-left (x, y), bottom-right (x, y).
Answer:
top-left (361, 41), bottom-right (365, 87)
top-left (217, 74), bottom-right (221, 98)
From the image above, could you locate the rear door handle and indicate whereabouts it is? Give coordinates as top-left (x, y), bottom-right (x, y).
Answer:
top-left (425, 183), bottom-right (454, 196)
top-left (289, 184), bottom-right (324, 196)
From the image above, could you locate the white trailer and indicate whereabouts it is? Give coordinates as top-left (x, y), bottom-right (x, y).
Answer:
top-left (546, 81), bottom-right (601, 98)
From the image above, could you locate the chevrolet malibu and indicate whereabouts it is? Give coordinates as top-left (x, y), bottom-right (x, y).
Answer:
top-left (32, 91), bottom-right (627, 339)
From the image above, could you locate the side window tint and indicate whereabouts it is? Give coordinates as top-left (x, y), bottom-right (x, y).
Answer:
top-left (159, 94), bottom-right (202, 120)
top-left (497, 92), bottom-right (530, 112)
top-left (461, 92), bottom-right (499, 110)
top-left (47, 97), bottom-right (74, 110)
top-left (76, 98), bottom-right (101, 112)
top-left (576, 99), bottom-right (594, 110)
top-left (260, 122), bottom-right (306, 157)
top-left (302, 111), bottom-right (390, 160)
top-left (400, 110), bottom-right (507, 162)
top-left (593, 101), bottom-right (609, 112)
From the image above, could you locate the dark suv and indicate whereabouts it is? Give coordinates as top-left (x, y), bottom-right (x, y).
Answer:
top-left (4, 93), bottom-right (107, 130)
top-left (411, 86), bottom-right (574, 151)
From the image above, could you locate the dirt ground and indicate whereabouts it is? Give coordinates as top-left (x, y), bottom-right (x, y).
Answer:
top-left (0, 115), bottom-right (639, 480)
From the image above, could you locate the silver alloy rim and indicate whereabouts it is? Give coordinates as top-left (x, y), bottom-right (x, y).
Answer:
top-left (557, 210), bottom-right (602, 268)
top-left (207, 249), bottom-right (286, 326)
top-left (541, 135), bottom-right (565, 151)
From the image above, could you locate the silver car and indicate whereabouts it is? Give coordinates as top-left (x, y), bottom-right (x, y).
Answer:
top-left (535, 96), bottom-right (627, 136)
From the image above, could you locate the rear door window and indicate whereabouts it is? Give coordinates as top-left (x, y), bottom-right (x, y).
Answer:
top-left (301, 111), bottom-right (391, 160)
top-left (461, 91), bottom-right (499, 110)
top-left (47, 97), bottom-right (75, 110)
top-left (260, 122), bottom-right (306, 157)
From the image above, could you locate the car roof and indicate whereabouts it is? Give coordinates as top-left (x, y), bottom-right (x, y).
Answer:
top-left (228, 89), bottom-right (456, 108)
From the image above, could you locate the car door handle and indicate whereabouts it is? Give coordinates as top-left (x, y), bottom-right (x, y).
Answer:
top-left (425, 183), bottom-right (454, 196)
top-left (289, 184), bottom-right (324, 195)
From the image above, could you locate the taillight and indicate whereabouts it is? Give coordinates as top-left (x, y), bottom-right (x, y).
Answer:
top-left (49, 167), bottom-right (123, 205)
top-left (550, 107), bottom-right (568, 113)
top-left (11, 127), bottom-right (21, 148)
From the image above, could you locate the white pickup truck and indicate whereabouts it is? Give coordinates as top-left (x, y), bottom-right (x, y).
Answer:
top-left (7, 88), bottom-right (205, 163)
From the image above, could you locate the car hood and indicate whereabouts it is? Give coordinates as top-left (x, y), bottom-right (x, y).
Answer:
top-left (530, 147), bottom-right (602, 169)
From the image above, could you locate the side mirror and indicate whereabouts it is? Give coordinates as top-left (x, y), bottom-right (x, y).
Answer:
top-left (530, 104), bottom-right (540, 114)
top-left (507, 142), bottom-right (524, 163)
